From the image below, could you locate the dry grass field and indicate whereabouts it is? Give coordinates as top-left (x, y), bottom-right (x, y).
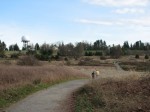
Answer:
top-left (0, 55), bottom-right (149, 111)
top-left (0, 63), bottom-right (88, 108)
top-left (73, 66), bottom-right (150, 112)
top-left (118, 55), bottom-right (150, 72)
top-left (0, 65), bottom-right (88, 90)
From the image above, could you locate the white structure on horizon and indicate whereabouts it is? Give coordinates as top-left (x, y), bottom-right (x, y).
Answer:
top-left (28, 42), bottom-right (35, 51)
top-left (21, 36), bottom-right (30, 50)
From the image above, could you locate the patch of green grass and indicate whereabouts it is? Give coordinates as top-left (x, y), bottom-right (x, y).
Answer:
top-left (0, 78), bottom-right (83, 108)
top-left (75, 95), bottom-right (93, 112)
top-left (0, 83), bottom-right (48, 108)
top-left (74, 85), bottom-right (105, 112)
top-left (5, 51), bottom-right (27, 58)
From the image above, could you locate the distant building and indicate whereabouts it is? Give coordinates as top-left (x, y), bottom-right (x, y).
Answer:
top-left (21, 36), bottom-right (30, 50)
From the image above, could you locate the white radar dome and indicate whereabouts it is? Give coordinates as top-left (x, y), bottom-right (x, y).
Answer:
top-left (21, 36), bottom-right (30, 42)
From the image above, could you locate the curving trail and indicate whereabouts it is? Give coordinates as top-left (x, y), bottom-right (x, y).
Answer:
top-left (114, 61), bottom-right (124, 71)
top-left (4, 79), bottom-right (89, 112)
top-left (4, 64), bottom-right (128, 112)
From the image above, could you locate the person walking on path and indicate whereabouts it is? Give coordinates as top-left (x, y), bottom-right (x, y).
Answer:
top-left (91, 71), bottom-right (95, 79)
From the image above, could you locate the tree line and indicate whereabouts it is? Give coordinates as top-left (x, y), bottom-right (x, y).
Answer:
top-left (0, 39), bottom-right (150, 59)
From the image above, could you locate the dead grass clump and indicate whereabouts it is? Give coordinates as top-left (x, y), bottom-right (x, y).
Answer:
top-left (17, 55), bottom-right (40, 66)
top-left (78, 57), bottom-right (101, 66)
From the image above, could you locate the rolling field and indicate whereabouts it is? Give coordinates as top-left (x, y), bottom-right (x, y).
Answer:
top-left (0, 55), bottom-right (150, 111)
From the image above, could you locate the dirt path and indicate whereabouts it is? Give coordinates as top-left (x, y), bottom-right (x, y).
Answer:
top-left (4, 79), bottom-right (89, 112)
top-left (114, 61), bottom-right (124, 71)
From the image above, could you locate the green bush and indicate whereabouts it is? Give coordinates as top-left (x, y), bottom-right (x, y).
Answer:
top-left (64, 57), bottom-right (68, 61)
top-left (135, 54), bottom-right (139, 59)
top-left (50, 55), bottom-right (60, 61)
top-left (85, 51), bottom-right (95, 56)
top-left (55, 54), bottom-right (60, 60)
top-left (145, 55), bottom-right (149, 59)
top-left (95, 51), bottom-right (103, 56)
top-left (89, 51), bottom-right (94, 56)
top-left (91, 95), bottom-right (105, 108)
top-left (0, 51), bottom-right (5, 58)
top-left (34, 53), bottom-right (41, 60)
top-left (35, 54), bottom-right (50, 61)
top-left (26, 50), bottom-right (36, 55)
top-left (74, 85), bottom-right (105, 112)
top-left (10, 53), bottom-right (19, 59)
top-left (85, 51), bottom-right (89, 56)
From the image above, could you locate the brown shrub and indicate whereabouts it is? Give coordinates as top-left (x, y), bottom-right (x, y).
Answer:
top-left (17, 55), bottom-right (40, 66)
top-left (100, 56), bottom-right (106, 60)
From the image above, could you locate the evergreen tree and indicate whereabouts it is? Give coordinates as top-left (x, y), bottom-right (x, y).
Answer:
top-left (9, 45), bottom-right (14, 51)
top-left (130, 44), bottom-right (133, 50)
top-left (123, 41), bottom-right (129, 50)
top-left (110, 45), bottom-right (122, 58)
top-left (0, 40), bottom-right (6, 57)
top-left (35, 43), bottom-right (40, 50)
top-left (14, 44), bottom-right (20, 51)
top-left (9, 44), bottom-right (19, 51)
top-left (74, 42), bottom-right (84, 59)
top-left (93, 39), bottom-right (107, 50)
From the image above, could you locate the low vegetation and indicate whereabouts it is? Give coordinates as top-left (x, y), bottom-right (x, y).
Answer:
top-left (120, 61), bottom-right (150, 72)
top-left (78, 57), bottom-right (113, 67)
top-left (17, 55), bottom-right (40, 66)
top-left (135, 54), bottom-right (140, 59)
top-left (74, 74), bottom-right (150, 112)
top-left (145, 54), bottom-right (149, 59)
top-left (0, 65), bottom-right (88, 108)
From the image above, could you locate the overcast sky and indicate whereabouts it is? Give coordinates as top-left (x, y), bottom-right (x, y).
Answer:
top-left (0, 0), bottom-right (150, 48)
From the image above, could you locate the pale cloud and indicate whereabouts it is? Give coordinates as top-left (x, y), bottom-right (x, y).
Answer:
top-left (76, 19), bottom-right (113, 25)
top-left (77, 24), bottom-right (150, 45)
top-left (122, 17), bottom-right (150, 27)
top-left (83, 0), bottom-right (149, 7)
top-left (114, 8), bottom-right (145, 14)
top-left (77, 17), bottom-right (150, 27)
top-left (0, 34), bottom-right (3, 37)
